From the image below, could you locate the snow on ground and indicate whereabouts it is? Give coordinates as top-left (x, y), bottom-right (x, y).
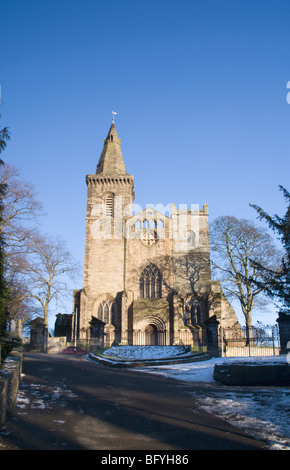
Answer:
top-left (103, 345), bottom-right (193, 360)
top-left (14, 378), bottom-right (78, 411)
top-left (103, 346), bottom-right (290, 450)
top-left (3, 347), bottom-right (289, 450)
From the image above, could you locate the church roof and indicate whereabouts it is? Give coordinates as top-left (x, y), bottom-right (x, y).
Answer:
top-left (96, 121), bottom-right (127, 175)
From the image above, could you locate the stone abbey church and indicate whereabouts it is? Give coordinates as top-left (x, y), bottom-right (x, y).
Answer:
top-left (72, 118), bottom-right (239, 347)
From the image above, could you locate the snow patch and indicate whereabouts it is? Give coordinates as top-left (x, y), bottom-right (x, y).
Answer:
top-left (103, 345), bottom-right (192, 360)
top-left (129, 351), bottom-right (290, 450)
top-left (15, 377), bottom-right (78, 411)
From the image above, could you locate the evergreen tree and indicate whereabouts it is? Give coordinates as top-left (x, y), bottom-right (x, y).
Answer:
top-left (250, 186), bottom-right (290, 314)
top-left (0, 123), bottom-right (10, 336)
top-left (0, 126), bottom-right (10, 156)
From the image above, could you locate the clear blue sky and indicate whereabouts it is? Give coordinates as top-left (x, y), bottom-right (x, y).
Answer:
top-left (1, 0), bottom-right (290, 328)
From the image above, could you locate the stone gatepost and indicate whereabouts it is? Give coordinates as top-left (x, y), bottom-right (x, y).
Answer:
top-left (90, 317), bottom-right (105, 349)
top-left (30, 317), bottom-right (48, 352)
top-left (277, 312), bottom-right (290, 355)
top-left (205, 315), bottom-right (220, 357)
top-left (120, 291), bottom-right (129, 345)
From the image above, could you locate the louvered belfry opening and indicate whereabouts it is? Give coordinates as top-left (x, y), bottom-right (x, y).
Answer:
top-left (105, 193), bottom-right (114, 217)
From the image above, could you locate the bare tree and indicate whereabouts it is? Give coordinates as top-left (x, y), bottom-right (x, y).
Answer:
top-left (5, 276), bottom-right (38, 327)
top-left (0, 162), bottom-right (80, 330)
top-left (210, 216), bottom-right (281, 337)
top-left (0, 163), bottom-right (43, 327)
top-left (0, 163), bottom-right (42, 251)
top-left (19, 232), bottom-right (80, 327)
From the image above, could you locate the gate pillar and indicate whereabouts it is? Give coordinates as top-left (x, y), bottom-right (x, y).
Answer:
top-left (277, 312), bottom-right (290, 355)
top-left (30, 317), bottom-right (48, 353)
top-left (205, 315), bottom-right (220, 357)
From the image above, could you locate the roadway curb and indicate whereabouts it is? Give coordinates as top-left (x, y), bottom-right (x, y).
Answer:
top-left (88, 351), bottom-right (211, 368)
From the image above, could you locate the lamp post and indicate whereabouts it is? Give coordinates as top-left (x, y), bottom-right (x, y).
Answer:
top-left (74, 307), bottom-right (78, 348)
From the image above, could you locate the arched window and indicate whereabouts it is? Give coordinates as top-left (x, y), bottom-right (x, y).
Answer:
top-left (184, 299), bottom-right (201, 326)
top-left (187, 231), bottom-right (196, 248)
top-left (140, 264), bottom-right (162, 299)
top-left (110, 304), bottom-right (114, 324)
top-left (145, 275), bottom-right (150, 298)
top-left (97, 303), bottom-right (103, 319)
top-left (97, 300), bottom-right (115, 324)
top-left (158, 219), bottom-right (164, 228)
top-left (151, 275), bottom-right (155, 298)
top-left (140, 276), bottom-right (144, 298)
top-left (103, 303), bottom-right (109, 323)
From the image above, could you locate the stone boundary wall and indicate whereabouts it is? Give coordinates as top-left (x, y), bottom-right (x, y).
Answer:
top-left (47, 336), bottom-right (67, 354)
top-left (0, 347), bottom-right (23, 428)
top-left (213, 361), bottom-right (290, 386)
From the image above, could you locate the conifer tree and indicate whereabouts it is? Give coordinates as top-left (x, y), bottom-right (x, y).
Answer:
top-left (0, 123), bottom-right (10, 336)
top-left (250, 186), bottom-right (290, 314)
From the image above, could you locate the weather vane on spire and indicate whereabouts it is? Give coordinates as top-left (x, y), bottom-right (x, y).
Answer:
top-left (112, 111), bottom-right (117, 123)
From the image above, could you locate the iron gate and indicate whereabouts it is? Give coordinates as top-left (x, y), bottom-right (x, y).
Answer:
top-left (220, 323), bottom-right (280, 357)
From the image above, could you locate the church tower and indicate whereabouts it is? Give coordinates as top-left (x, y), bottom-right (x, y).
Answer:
top-left (73, 115), bottom-right (240, 348)
top-left (77, 117), bottom-right (135, 341)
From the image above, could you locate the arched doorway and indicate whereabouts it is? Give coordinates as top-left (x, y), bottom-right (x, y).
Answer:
top-left (133, 316), bottom-right (168, 345)
top-left (145, 324), bottom-right (158, 345)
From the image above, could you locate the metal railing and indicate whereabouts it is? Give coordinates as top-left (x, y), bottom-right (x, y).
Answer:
top-left (220, 323), bottom-right (280, 357)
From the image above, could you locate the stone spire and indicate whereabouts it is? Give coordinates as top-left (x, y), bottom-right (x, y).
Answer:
top-left (96, 117), bottom-right (127, 175)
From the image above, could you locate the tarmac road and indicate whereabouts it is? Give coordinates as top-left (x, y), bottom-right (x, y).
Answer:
top-left (0, 352), bottom-right (268, 452)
